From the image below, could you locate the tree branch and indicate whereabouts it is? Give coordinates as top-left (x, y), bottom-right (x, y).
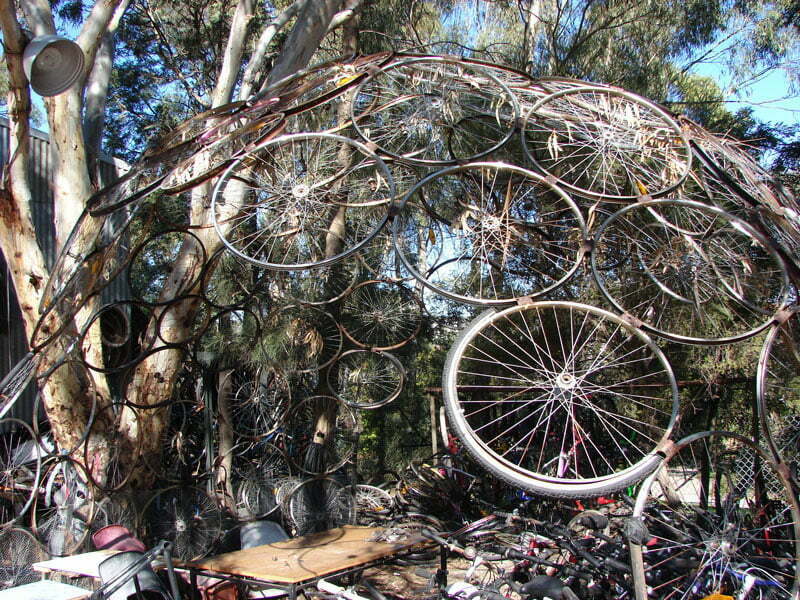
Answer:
top-left (262, 0), bottom-right (345, 89)
top-left (239, 0), bottom-right (306, 100)
top-left (211, 0), bottom-right (255, 107)
top-left (84, 0), bottom-right (131, 184)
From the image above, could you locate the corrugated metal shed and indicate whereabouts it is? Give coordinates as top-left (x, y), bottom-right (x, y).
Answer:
top-left (0, 118), bottom-right (126, 424)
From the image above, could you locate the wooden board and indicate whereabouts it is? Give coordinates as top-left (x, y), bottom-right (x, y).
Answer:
top-left (0, 579), bottom-right (90, 599)
top-left (32, 549), bottom-right (119, 579)
top-left (183, 526), bottom-right (427, 584)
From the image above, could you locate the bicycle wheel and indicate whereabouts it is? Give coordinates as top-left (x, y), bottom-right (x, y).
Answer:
top-left (144, 399), bottom-right (209, 484)
top-left (0, 352), bottom-right (39, 420)
top-left (351, 57), bottom-right (519, 165)
top-left (269, 261), bottom-right (360, 307)
top-left (393, 163), bottom-right (587, 306)
top-left (0, 419), bottom-right (42, 526)
top-left (350, 484), bottom-right (393, 523)
top-left (591, 199), bottom-right (789, 344)
top-left (234, 442), bottom-right (290, 520)
top-left (339, 280), bottom-right (424, 350)
top-left (127, 229), bottom-right (206, 305)
top-left (212, 132), bottom-right (393, 270)
top-left (32, 456), bottom-right (94, 556)
top-left (285, 477), bottom-right (356, 536)
top-left (77, 301), bottom-right (156, 374)
top-left (327, 350), bottom-right (405, 409)
top-left (139, 486), bottom-right (222, 561)
top-left (225, 370), bottom-right (291, 440)
top-left (284, 396), bottom-right (359, 476)
top-left (263, 304), bottom-right (342, 374)
top-left (193, 307), bottom-right (263, 371)
top-left (0, 527), bottom-right (48, 590)
top-left (757, 314), bottom-right (800, 467)
top-left (629, 431), bottom-right (800, 600)
top-left (443, 302), bottom-right (679, 498)
top-left (522, 86), bottom-right (692, 201)
top-left (81, 404), bottom-right (142, 494)
top-left (201, 248), bottom-right (269, 309)
top-left (86, 157), bottom-right (167, 216)
top-left (160, 114), bottom-right (285, 194)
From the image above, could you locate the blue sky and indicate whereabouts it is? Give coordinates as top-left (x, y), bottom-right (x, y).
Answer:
top-left (692, 62), bottom-right (799, 127)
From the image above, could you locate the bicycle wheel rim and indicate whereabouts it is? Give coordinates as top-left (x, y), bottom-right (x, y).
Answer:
top-left (443, 301), bottom-right (678, 496)
top-left (211, 132), bottom-right (393, 271)
top-left (630, 431), bottom-right (800, 600)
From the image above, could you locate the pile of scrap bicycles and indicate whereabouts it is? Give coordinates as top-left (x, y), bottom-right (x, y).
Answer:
top-left (1, 52), bottom-right (800, 599)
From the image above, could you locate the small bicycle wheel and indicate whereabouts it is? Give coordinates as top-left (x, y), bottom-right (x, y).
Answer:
top-left (522, 86), bottom-right (692, 201)
top-left (630, 431), bottom-right (800, 600)
top-left (350, 484), bottom-right (393, 524)
top-left (327, 349), bottom-right (405, 409)
top-left (127, 229), bottom-right (207, 305)
top-left (144, 399), bottom-right (209, 484)
top-left (592, 199), bottom-right (789, 344)
top-left (139, 485), bottom-right (222, 561)
top-left (0, 527), bottom-right (48, 589)
top-left (443, 302), bottom-right (679, 497)
top-left (393, 163), bottom-right (587, 305)
top-left (32, 456), bottom-right (94, 556)
top-left (224, 370), bottom-right (291, 440)
top-left (0, 419), bottom-right (42, 526)
top-left (339, 280), bottom-right (424, 350)
top-left (212, 132), bottom-right (393, 270)
top-left (351, 57), bottom-right (519, 165)
top-left (284, 396), bottom-right (359, 476)
top-left (263, 304), bottom-right (342, 374)
top-left (200, 247), bottom-right (269, 309)
top-left (234, 442), bottom-right (290, 520)
top-left (284, 477), bottom-right (356, 536)
top-left (81, 404), bottom-right (142, 494)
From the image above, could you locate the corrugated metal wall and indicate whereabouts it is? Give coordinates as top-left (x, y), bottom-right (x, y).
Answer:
top-left (0, 118), bottom-right (126, 424)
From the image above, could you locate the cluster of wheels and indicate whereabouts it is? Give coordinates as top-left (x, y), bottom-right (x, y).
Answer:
top-left (2, 52), bottom-right (798, 598)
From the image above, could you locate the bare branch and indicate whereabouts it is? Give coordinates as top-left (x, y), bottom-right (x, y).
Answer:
top-left (262, 0), bottom-right (345, 89)
top-left (84, 0), bottom-right (131, 181)
top-left (212, 0), bottom-right (255, 107)
top-left (239, 0), bottom-right (306, 100)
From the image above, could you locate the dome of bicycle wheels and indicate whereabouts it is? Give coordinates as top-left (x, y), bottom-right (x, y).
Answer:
top-left (17, 51), bottom-right (800, 550)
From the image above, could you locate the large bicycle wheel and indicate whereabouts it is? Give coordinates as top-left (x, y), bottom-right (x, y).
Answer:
top-left (522, 86), bottom-right (692, 201)
top-left (757, 314), bottom-right (800, 468)
top-left (592, 199), bottom-right (789, 344)
top-left (212, 132), bottom-right (393, 270)
top-left (393, 163), bottom-right (587, 305)
top-left (351, 57), bottom-right (518, 165)
top-left (629, 431), bottom-right (800, 600)
top-left (443, 302), bottom-right (679, 497)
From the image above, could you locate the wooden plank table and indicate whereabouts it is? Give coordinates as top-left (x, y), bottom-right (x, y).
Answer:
top-left (32, 549), bottom-right (120, 580)
top-left (0, 579), bottom-right (91, 600)
top-left (181, 525), bottom-right (428, 599)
